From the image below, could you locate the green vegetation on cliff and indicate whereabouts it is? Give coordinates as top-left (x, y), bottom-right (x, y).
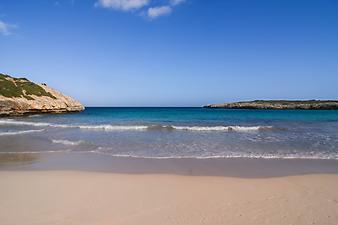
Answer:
top-left (0, 73), bottom-right (56, 100)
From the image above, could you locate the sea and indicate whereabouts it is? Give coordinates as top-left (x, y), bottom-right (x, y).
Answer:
top-left (1, 107), bottom-right (338, 160)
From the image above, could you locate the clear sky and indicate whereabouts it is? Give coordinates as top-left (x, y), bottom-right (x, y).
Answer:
top-left (0, 0), bottom-right (338, 106)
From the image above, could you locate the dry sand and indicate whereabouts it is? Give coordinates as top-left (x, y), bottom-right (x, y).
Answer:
top-left (0, 171), bottom-right (338, 225)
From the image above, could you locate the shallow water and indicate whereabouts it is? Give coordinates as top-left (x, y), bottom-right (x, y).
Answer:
top-left (1, 107), bottom-right (338, 160)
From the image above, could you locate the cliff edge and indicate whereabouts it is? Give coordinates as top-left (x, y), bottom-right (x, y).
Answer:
top-left (0, 73), bottom-right (84, 116)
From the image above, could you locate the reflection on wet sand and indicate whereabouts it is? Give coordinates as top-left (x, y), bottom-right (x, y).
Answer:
top-left (0, 153), bottom-right (40, 164)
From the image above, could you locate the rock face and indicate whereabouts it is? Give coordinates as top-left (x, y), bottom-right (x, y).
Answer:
top-left (0, 73), bottom-right (84, 116)
top-left (204, 100), bottom-right (338, 110)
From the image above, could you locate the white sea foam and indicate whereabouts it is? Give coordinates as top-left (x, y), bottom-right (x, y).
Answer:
top-left (52, 139), bottom-right (84, 146)
top-left (0, 119), bottom-right (148, 130)
top-left (28, 114), bottom-right (42, 118)
top-left (228, 125), bottom-right (274, 132)
top-left (0, 119), bottom-right (274, 132)
top-left (77, 125), bottom-right (148, 131)
top-left (0, 150), bottom-right (71, 154)
top-left (0, 129), bottom-right (44, 136)
top-left (173, 125), bottom-right (273, 132)
top-left (0, 120), bottom-right (50, 127)
top-left (89, 151), bottom-right (338, 160)
top-left (0, 147), bottom-right (336, 160)
top-left (76, 124), bottom-right (273, 132)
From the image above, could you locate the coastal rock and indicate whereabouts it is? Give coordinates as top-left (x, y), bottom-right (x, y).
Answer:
top-left (204, 100), bottom-right (338, 110)
top-left (0, 73), bottom-right (84, 116)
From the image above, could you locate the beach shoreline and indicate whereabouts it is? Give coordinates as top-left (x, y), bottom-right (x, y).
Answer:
top-left (2, 152), bottom-right (338, 178)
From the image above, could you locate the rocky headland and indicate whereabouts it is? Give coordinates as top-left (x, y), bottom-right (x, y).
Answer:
top-left (204, 100), bottom-right (338, 110)
top-left (0, 73), bottom-right (84, 116)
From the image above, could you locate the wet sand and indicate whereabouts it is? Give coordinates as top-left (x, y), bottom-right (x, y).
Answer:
top-left (1, 171), bottom-right (338, 225)
top-left (1, 152), bottom-right (338, 177)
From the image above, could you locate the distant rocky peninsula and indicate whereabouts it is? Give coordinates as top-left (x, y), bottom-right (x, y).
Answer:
top-left (0, 73), bottom-right (84, 116)
top-left (204, 100), bottom-right (338, 110)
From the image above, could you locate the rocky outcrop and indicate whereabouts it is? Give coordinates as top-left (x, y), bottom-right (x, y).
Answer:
top-left (0, 73), bottom-right (84, 116)
top-left (204, 100), bottom-right (338, 110)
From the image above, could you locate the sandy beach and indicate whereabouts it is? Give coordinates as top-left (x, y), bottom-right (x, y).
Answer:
top-left (1, 171), bottom-right (337, 225)
top-left (2, 0), bottom-right (338, 224)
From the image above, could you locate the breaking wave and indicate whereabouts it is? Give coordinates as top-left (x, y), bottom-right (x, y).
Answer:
top-left (78, 124), bottom-right (274, 132)
top-left (0, 120), bottom-right (51, 127)
top-left (52, 139), bottom-right (85, 146)
top-left (172, 125), bottom-right (273, 132)
top-left (28, 114), bottom-right (43, 118)
top-left (0, 119), bottom-right (274, 132)
top-left (0, 129), bottom-right (44, 136)
top-left (78, 125), bottom-right (148, 131)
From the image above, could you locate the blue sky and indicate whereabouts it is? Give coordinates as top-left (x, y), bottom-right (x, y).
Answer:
top-left (0, 0), bottom-right (338, 106)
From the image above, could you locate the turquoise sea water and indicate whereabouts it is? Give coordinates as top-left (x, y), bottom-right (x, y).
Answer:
top-left (1, 107), bottom-right (338, 159)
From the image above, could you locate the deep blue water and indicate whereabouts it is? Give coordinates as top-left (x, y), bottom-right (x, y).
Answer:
top-left (1, 107), bottom-right (338, 159)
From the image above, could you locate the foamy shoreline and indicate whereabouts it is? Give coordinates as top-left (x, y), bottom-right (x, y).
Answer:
top-left (1, 170), bottom-right (337, 225)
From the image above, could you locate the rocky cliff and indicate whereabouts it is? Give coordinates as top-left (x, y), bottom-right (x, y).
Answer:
top-left (0, 73), bottom-right (84, 116)
top-left (204, 100), bottom-right (338, 110)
